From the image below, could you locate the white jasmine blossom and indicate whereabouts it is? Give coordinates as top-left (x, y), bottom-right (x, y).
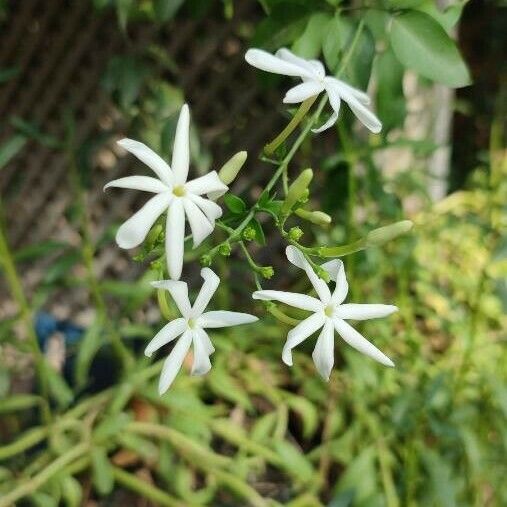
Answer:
top-left (253, 246), bottom-right (396, 380)
top-left (245, 48), bottom-right (381, 134)
top-left (147, 268), bottom-right (258, 394)
top-left (104, 104), bottom-right (228, 280)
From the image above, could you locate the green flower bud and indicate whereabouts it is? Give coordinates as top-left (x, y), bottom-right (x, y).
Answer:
top-left (146, 223), bottom-right (163, 249)
top-left (260, 266), bottom-right (274, 279)
top-left (366, 220), bottom-right (413, 246)
top-left (218, 151), bottom-right (247, 185)
top-left (242, 226), bottom-right (256, 241)
top-left (282, 168), bottom-right (313, 214)
top-left (288, 226), bottom-right (304, 241)
top-left (218, 243), bottom-right (232, 256)
top-left (200, 254), bottom-right (212, 267)
top-left (295, 209), bottom-right (332, 226)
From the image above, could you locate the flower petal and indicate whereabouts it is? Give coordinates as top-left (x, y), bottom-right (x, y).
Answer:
top-left (185, 171), bottom-right (228, 196)
top-left (283, 81), bottom-right (324, 104)
top-left (191, 268), bottom-right (220, 317)
top-left (312, 83), bottom-right (341, 133)
top-left (199, 310), bottom-right (258, 328)
top-left (158, 330), bottom-right (192, 394)
top-left (117, 138), bottom-right (172, 186)
top-left (336, 304), bottom-right (398, 321)
top-left (104, 176), bottom-right (169, 193)
top-left (191, 329), bottom-right (212, 376)
top-left (144, 318), bottom-right (187, 357)
top-left (116, 192), bottom-right (170, 249)
top-left (182, 198), bottom-right (214, 248)
top-left (339, 87), bottom-right (381, 133)
top-left (282, 312), bottom-right (325, 366)
top-left (312, 318), bottom-right (335, 381)
top-left (245, 48), bottom-right (315, 79)
top-left (151, 279), bottom-right (191, 318)
top-left (196, 327), bottom-right (215, 355)
top-left (172, 104), bottom-right (190, 185)
top-left (333, 318), bottom-right (394, 367)
top-left (330, 260), bottom-right (348, 305)
top-left (188, 193), bottom-right (223, 225)
top-left (252, 290), bottom-right (323, 312)
top-left (285, 246), bottom-right (331, 304)
top-left (166, 199), bottom-right (185, 280)
top-left (335, 78), bottom-right (371, 105)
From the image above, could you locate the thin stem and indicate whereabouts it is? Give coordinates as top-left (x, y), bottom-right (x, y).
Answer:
top-left (0, 199), bottom-right (51, 420)
top-left (264, 96), bottom-right (318, 155)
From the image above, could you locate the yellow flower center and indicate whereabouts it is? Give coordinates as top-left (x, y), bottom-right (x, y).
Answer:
top-left (324, 305), bottom-right (335, 318)
top-left (173, 185), bottom-right (186, 197)
top-left (187, 318), bottom-right (197, 329)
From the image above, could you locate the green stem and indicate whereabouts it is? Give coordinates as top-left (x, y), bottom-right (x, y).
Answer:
top-left (0, 442), bottom-right (88, 507)
top-left (112, 467), bottom-right (189, 507)
top-left (264, 96), bottom-right (318, 155)
top-left (0, 199), bottom-right (51, 420)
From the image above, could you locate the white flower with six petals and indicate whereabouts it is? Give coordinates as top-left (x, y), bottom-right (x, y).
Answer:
top-left (104, 104), bottom-right (228, 280)
top-left (253, 246), bottom-right (396, 380)
top-left (147, 268), bottom-right (258, 394)
top-left (245, 48), bottom-right (382, 134)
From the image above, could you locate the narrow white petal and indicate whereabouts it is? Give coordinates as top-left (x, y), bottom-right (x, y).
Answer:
top-left (275, 48), bottom-right (324, 79)
top-left (116, 192), bottom-right (170, 249)
top-left (158, 331), bottom-right (192, 394)
top-left (187, 193), bottom-right (223, 225)
top-left (333, 318), bottom-right (394, 367)
top-left (330, 260), bottom-right (348, 305)
top-left (285, 246), bottom-right (331, 304)
top-left (196, 327), bottom-right (215, 355)
top-left (104, 176), bottom-right (169, 193)
top-left (335, 78), bottom-right (371, 105)
top-left (191, 329), bottom-right (212, 376)
top-left (283, 81), bottom-right (324, 104)
top-left (191, 268), bottom-right (220, 317)
top-left (336, 304), bottom-right (398, 321)
top-left (151, 279), bottom-right (191, 318)
top-left (144, 318), bottom-right (186, 357)
top-left (312, 84), bottom-right (341, 133)
top-left (117, 138), bottom-right (172, 186)
top-left (312, 318), bottom-right (335, 381)
top-left (166, 199), bottom-right (185, 281)
top-left (182, 198), bottom-right (214, 248)
top-left (252, 290), bottom-right (323, 313)
top-left (282, 312), bottom-right (325, 366)
top-left (245, 48), bottom-right (314, 79)
top-left (199, 310), bottom-right (258, 328)
top-left (172, 104), bottom-right (190, 185)
top-left (185, 171), bottom-right (228, 196)
top-left (339, 87), bottom-right (381, 133)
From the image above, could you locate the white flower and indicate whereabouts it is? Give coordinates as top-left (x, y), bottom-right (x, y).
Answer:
top-left (245, 48), bottom-right (381, 134)
top-left (253, 246), bottom-right (396, 380)
top-left (104, 104), bottom-right (228, 280)
top-left (147, 268), bottom-right (258, 394)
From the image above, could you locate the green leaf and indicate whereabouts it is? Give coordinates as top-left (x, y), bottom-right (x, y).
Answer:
top-left (223, 194), bottom-right (247, 214)
top-left (14, 240), bottom-right (67, 262)
top-left (208, 362), bottom-right (253, 410)
top-left (75, 320), bottom-right (103, 388)
top-left (10, 117), bottom-right (62, 149)
top-left (285, 395), bottom-right (319, 438)
top-left (376, 47), bottom-right (406, 131)
top-left (45, 366), bottom-right (73, 408)
top-left (94, 413), bottom-right (131, 442)
top-left (61, 475), bottom-right (82, 507)
top-left (292, 12), bottom-right (331, 59)
top-left (0, 394), bottom-right (42, 414)
top-left (116, 0), bottom-right (133, 32)
top-left (322, 13), bottom-right (352, 73)
top-left (0, 66), bottom-right (19, 83)
top-left (390, 10), bottom-right (471, 87)
top-left (250, 218), bottom-right (266, 246)
top-left (153, 0), bottom-right (184, 22)
top-left (273, 440), bottom-right (314, 483)
top-left (91, 447), bottom-right (114, 496)
top-left (0, 135), bottom-right (26, 170)
top-left (43, 250), bottom-right (80, 285)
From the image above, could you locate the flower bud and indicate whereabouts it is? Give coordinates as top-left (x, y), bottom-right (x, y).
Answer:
top-left (218, 151), bottom-right (247, 185)
top-left (366, 220), bottom-right (413, 246)
top-left (295, 209), bottom-right (332, 226)
top-left (288, 226), bottom-right (304, 241)
top-left (242, 226), bottom-right (256, 241)
top-left (146, 223), bottom-right (163, 249)
top-left (282, 168), bottom-right (313, 215)
top-left (218, 243), bottom-right (232, 256)
top-left (260, 266), bottom-right (274, 279)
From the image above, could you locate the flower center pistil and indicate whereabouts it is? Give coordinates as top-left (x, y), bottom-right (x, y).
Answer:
top-left (324, 304), bottom-right (335, 318)
top-left (173, 185), bottom-right (186, 197)
top-left (187, 318), bottom-right (197, 329)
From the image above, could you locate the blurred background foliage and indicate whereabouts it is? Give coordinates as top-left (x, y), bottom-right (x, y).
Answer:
top-left (0, 0), bottom-right (506, 506)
